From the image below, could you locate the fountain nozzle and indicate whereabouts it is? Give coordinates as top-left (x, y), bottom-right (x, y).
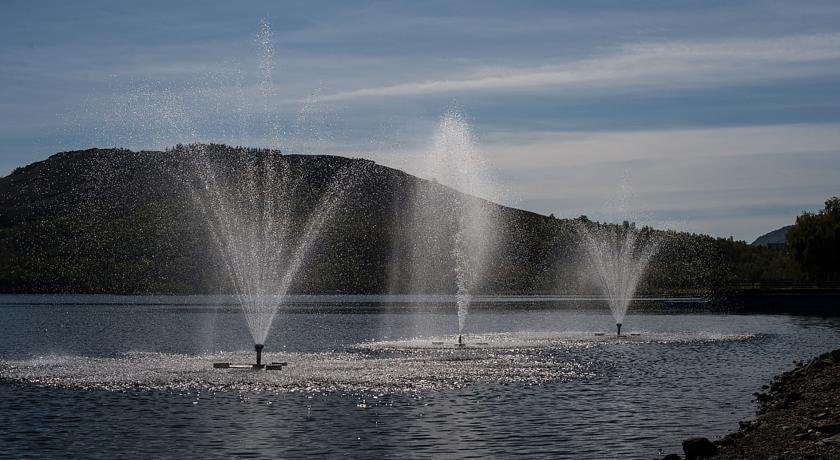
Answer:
top-left (458, 334), bottom-right (464, 347)
top-left (616, 323), bottom-right (622, 336)
top-left (255, 343), bottom-right (264, 366)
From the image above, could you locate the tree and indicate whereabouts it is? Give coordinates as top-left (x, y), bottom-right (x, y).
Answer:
top-left (787, 197), bottom-right (840, 280)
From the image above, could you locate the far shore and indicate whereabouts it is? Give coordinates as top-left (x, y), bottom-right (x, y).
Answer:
top-left (0, 292), bottom-right (838, 316)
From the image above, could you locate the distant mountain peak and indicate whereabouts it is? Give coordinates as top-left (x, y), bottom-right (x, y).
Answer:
top-left (751, 225), bottom-right (794, 247)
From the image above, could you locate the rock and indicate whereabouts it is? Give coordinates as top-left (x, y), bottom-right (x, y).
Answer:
top-left (661, 454), bottom-right (682, 460)
top-left (682, 437), bottom-right (717, 460)
top-left (809, 359), bottom-right (830, 370)
top-left (754, 392), bottom-right (772, 402)
top-left (717, 435), bottom-right (735, 446)
top-left (714, 348), bottom-right (840, 458)
top-left (823, 433), bottom-right (840, 445)
top-left (815, 422), bottom-right (840, 435)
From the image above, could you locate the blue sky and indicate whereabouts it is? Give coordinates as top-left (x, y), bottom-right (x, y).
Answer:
top-left (1, 0), bottom-right (839, 241)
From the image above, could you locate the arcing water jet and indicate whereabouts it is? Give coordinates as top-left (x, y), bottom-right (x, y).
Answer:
top-left (577, 178), bottom-right (660, 333)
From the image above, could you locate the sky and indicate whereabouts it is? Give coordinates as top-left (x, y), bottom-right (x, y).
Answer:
top-left (1, 0), bottom-right (839, 241)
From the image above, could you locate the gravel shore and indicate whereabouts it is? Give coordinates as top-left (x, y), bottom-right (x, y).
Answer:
top-left (711, 348), bottom-right (840, 459)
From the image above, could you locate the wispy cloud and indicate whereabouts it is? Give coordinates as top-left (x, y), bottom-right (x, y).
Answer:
top-left (463, 123), bottom-right (840, 239)
top-left (482, 123), bottom-right (840, 168)
top-left (317, 32), bottom-right (840, 101)
top-left (368, 122), bottom-right (840, 240)
top-left (3, 1), bottom-right (840, 240)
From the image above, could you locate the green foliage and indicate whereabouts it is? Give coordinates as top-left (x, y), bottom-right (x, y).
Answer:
top-left (787, 197), bottom-right (840, 280)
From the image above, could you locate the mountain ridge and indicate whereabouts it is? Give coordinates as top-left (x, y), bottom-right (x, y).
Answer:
top-left (0, 145), bottom-right (798, 295)
top-left (751, 225), bottom-right (794, 247)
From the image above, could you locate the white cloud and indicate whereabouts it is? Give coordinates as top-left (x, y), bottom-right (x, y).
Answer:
top-left (369, 123), bottom-right (840, 240)
top-left (483, 123), bottom-right (840, 168)
top-left (316, 32), bottom-right (840, 101)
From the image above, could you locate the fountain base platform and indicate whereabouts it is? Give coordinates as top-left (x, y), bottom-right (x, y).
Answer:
top-left (213, 362), bottom-right (287, 371)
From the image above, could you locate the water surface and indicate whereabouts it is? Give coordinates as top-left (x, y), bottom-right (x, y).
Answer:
top-left (1, 295), bottom-right (838, 458)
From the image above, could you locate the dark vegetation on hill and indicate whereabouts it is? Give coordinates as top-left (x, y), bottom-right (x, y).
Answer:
top-left (787, 197), bottom-right (840, 281)
top-left (0, 145), bottom-right (816, 295)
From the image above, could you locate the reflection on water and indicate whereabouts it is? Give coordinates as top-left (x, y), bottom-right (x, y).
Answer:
top-left (1, 295), bottom-right (838, 458)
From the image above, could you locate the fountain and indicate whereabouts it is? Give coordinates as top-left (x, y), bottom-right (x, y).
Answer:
top-left (172, 21), bottom-right (360, 368)
top-left (577, 221), bottom-right (658, 335)
top-left (403, 108), bottom-right (500, 346)
top-left (577, 181), bottom-right (659, 336)
top-left (255, 343), bottom-right (263, 366)
top-left (190, 145), bottom-right (356, 368)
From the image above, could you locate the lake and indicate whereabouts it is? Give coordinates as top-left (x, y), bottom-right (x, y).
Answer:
top-left (1, 295), bottom-right (838, 458)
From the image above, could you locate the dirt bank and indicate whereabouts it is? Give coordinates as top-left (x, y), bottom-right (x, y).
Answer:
top-left (712, 349), bottom-right (840, 459)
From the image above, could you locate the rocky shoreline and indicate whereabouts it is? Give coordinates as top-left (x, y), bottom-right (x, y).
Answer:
top-left (661, 348), bottom-right (840, 459)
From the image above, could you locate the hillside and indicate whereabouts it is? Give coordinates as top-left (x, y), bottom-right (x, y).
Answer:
top-left (752, 225), bottom-right (794, 247)
top-left (0, 145), bottom-right (799, 295)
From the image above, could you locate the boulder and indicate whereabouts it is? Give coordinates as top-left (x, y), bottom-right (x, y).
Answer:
top-left (682, 437), bottom-right (717, 459)
top-left (823, 433), bottom-right (840, 445)
top-left (661, 454), bottom-right (682, 460)
top-left (815, 422), bottom-right (840, 436)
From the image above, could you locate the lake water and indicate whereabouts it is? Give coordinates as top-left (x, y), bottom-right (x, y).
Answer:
top-left (1, 295), bottom-right (838, 459)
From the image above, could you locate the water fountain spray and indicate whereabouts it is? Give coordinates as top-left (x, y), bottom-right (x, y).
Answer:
top-left (93, 19), bottom-right (357, 371)
top-left (577, 176), bottom-right (660, 335)
top-left (188, 21), bottom-right (361, 370)
top-left (578, 222), bottom-right (658, 334)
top-left (404, 108), bottom-right (499, 348)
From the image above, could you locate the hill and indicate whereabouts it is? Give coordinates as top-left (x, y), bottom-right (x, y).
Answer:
top-left (752, 225), bottom-right (794, 247)
top-left (0, 145), bottom-right (801, 295)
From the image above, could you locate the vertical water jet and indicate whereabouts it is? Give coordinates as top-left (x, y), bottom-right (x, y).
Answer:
top-left (402, 108), bottom-right (500, 344)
